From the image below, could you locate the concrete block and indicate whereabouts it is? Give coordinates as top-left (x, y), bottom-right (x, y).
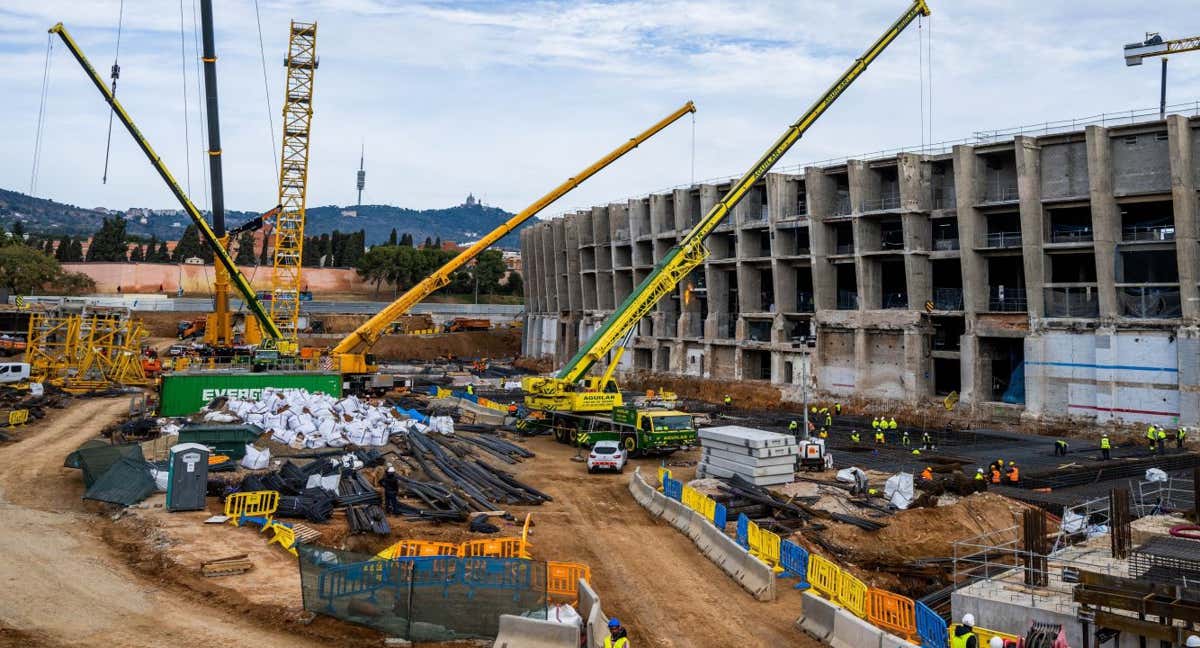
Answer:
top-left (696, 460), bottom-right (794, 485)
top-left (879, 631), bottom-right (919, 648)
top-left (829, 608), bottom-right (883, 648)
top-left (492, 614), bottom-right (579, 648)
top-left (701, 454), bottom-right (796, 477)
top-left (796, 591), bottom-right (839, 642)
top-left (702, 446), bottom-right (799, 466)
top-left (670, 502), bottom-right (694, 534)
top-left (644, 488), bottom-right (667, 517)
top-left (698, 425), bottom-right (796, 448)
top-left (659, 496), bottom-right (686, 527)
top-left (701, 439), bottom-right (798, 458)
top-left (685, 510), bottom-right (706, 541)
top-left (586, 603), bottom-right (609, 648)
top-left (577, 579), bottom-right (599, 626)
top-left (738, 548), bottom-right (778, 602)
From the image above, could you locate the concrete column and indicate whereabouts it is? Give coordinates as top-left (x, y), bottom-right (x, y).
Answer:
top-left (650, 193), bottom-right (671, 235)
top-left (539, 223), bottom-right (557, 313)
top-left (847, 159), bottom-right (879, 214)
top-left (952, 145), bottom-right (986, 315)
top-left (1014, 135), bottom-right (1046, 319)
top-left (899, 153), bottom-right (932, 309)
top-left (1085, 126), bottom-right (1120, 320)
top-left (673, 188), bottom-right (694, 232)
top-left (848, 160), bottom-right (876, 309)
top-left (564, 215), bottom-right (582, 313)
top-left (766, 172), bottom-right (797, 221)
top-left (1167, 114), bottom-right (1200, 320)
top-left (806, 167), bottom-right (837, 312)
top-left (629, 198), bottom-right (650, 239)
top-left (853, 328), bottom-right (869, 394)
top-left (904, 329), bottom-right (931, 399)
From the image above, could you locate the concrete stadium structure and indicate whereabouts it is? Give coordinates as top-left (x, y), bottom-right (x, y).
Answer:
top-left (520, 113), bottom-right (1200, 428)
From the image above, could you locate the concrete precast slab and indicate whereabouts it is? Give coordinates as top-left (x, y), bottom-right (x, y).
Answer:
top-left (700, 439), bottom-right (799, 458)
top-left (697, 460), bottom-right (795, 486)
top-left (702, 454), bottom-right (797, 477)
top-left (797, 591), bottom-right (839, 643)
top-left (702, 446), bottom-right (800, 466)
top-left (699, 425), bottom-right (797, 448)
top-left (829, 607), bottom-right (884, 648)
top-left (492, 614), bottom-right (579, 648)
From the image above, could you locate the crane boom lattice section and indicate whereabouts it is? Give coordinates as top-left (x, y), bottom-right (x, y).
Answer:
top-left (270, 21), bottom-right (317, 346)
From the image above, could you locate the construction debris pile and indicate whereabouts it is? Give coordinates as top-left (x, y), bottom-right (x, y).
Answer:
top-left (201, 388), bottom-right (454, 449)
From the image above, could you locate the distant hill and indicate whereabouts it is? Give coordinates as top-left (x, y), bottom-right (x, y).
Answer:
top-left (0, 188), bottom-right (528, 249)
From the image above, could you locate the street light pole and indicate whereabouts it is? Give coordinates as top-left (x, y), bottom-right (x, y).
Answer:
top-left (1161, 57), bottom-right (1168, 119)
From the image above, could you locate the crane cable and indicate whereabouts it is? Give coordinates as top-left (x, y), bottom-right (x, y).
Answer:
top-left (179, 0), bottom-right (192, 196)
top-left (253, 0), bottom-right (279, 180)
top-left (690, 110), bottom-right (696, 186)
top-left (101, 0), bottom-right (126, 184)
top-left (30, 34), bottom-right (54, 196)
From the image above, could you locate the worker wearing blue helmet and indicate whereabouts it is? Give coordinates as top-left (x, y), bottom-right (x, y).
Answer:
top-left (606, 617), bottom-right (630, 647)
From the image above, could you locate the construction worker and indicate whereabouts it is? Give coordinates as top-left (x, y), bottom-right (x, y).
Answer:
top-left (723, 394), bottom-right (732, 408)
top-left (381, 466), bottom-right (402, 515)
top-left (1178, 426), bottom-right (1189, 449)
top-left (835, 402), bottom-right (843, 415)
top-left (974, 468), bottom-right (985, 482)
top-left (874, 428), bottom-right (886, 445)
top-left (889, 416), bottom-right (898, 431)
top-left (1147, 424), bottom-right (1158, 452)
top-left (922, 431), bottom-right (933, 450)
top-left (1185, 635), bottom-right (1200, 648)
top-left (788, 420), bottom-right (799, 435)
top-left (872, 416), bottom-right (881, 432)
top-left (824, 410), bottom-right (832, 428)
top-left (819, 428), bottom-right (829, 439)
top-left (911, 448), bottom-right (921, 456)
top-left (465, 383), bottom-right (475, 396)
top-left (849, 430), bottom-right (861, 445)
top-left (952, 613), bottom-right (980, 648)
top-left (811, 405), bottom-right (818, 415)
top-left (990, 465), bottom-right (1002, 484)
top-left (1006, 461), bottom-right (1020, 485)
top-left (901, 430), bottom-right (911, 447)
top-left (921, 466), bottom-right (934, 481)
top-left (1053, 439), bottom-right (1068, 457)
top-left (1100, 433), bottom-right (1112, 461)
top-left (605, 618), bottom-right (630, 648)
top-left (1156, 426), bottom-right (1167, 454)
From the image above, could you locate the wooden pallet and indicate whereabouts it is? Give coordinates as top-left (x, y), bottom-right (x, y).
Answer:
top-left (291, 522), bottom-right (322, 544)
top-left (200, 554), bottom-right (253, 577)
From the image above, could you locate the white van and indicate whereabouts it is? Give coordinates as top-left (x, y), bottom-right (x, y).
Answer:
top-left (0, 363), bottom-right (30, 384)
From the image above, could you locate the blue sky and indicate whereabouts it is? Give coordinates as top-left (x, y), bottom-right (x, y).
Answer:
top-left (2, 0), bottom-right (1199, 217)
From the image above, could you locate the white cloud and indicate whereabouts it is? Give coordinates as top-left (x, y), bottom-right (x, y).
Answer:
top-left (1, 0), bottom-right (1199, 222)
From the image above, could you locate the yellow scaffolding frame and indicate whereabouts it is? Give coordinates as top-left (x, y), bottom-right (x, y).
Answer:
top-left (24, 309), bottom-right (150, 392)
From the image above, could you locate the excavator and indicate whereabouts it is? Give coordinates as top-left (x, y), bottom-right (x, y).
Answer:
top-left (327, 102), bottom-right (697, 392)
top-left (49, 4), bottom-right (286, 356)
top-left (521, 0), bottom-right (932, 455)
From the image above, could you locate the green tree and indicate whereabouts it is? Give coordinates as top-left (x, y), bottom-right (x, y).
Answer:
top-left (473, 249), bottom-right (507, 294)
top-left (155, 241), bottom-right (171, 262)
top-left (356, 245), bottom-right (394, 297)
top-left (171, 224), bottom-right (211, 262)
top-left (86, 216), bottom-right (130, 262)
top-left (234, 232), bottom-right (257, 265)
top-left (0, 245), bottom-right (61, 294)
top-left (10, 220), bottom-right (25, 241)
top-left (129, 245), bottom-right (143, 262)
top-left (399, 232), bottom-right (413, 247)
top-left (505, 270), bottom-right (524, 296)
top-left (48, 271), bottom-right (96, 296)
top-left (54, 236), bottom-right (70, 261)
top-left (69, 238), bottom-right (83, 261)
top-left (434, 236), bottom-right (441, 249)
top-left (259, 230), bottom-right (271, 264)
top-left (422, 236), bottom-right (433, 249)
top-left (388, 228), bottom-right (398, 246)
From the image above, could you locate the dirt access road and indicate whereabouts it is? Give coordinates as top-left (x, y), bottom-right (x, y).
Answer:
top-left (511, 437), bottom-right (819, 648)
top-left (0, 397), bottom-right (363, 648)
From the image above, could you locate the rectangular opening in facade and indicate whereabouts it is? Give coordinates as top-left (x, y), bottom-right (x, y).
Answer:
top-left (711, 346), bottom-right (736, 375)
top-left (932, 259), bottom-right (963, 310)
top-left (688, 189), bottom-right (702, 229)
top-left (634, 348), bottom-right (652, 370)
top-left (1046, 252), bottom-right (1098, 317)
top-left (1111, 130), bottom-right (1171, 195)
top-left (881, 260), bottom-right (907, 309)
top-left (833, 222), bottom-right (855, 254)
top-left (879, 218), bottom-right (904, 250)
top-left (745, 319), bottom-right (772, 343)
top-left (709, 231), bottom-right (736, 259)
top-left (757, 266), bottom-right (774, 312)
top-left (931, 161), bottom-right (956, 209)
top-left (633, 200), bottom-right (651, 237)
top-left (984, 212), bottom-right (1022, 248)
top-left (656, 346), bottom-right (671, 371)
top-left (613, 245), bottom-right (632, 268)
top-left (836, 264), bottom-right (858, 310)
top-left (987, 256), bottom-right (1026, 311)
top-left (782, 316), bottom-right (812, 345)
top-left (581, 247), bottom-right (595, 271)
top-left (740, 229), bottom-right (772, 258)
top-left (634, 240), bottom-right (653, 266)
top-left (932, 316), bottom-right (964, 351)
top-left (797, 186), bottom-right (808, 218)
top-left (1120, 200), bottom-right (1176, 242)
top-left (980, 337), bottom-right (1024, 404)
top-left (1046, 205), bottom-right (1093, 243)
top-left (1117, 249), bottom-right (1181, 318)
top-left (742, 349), bottom-right (772, 380)
top-left (795, 266), bottom-right (814, 312)
top-left (933, 358), bottom-right (961, 396)
top-left (833, 174), bottom-right (851, 215)
top-left (864, 166), bottom-right (900, 212)
top-left (745, 184), bottom-right (769, 224)
top-left (980, 151), bottom-right (1018, 203)
top-left (932, 218), bottom-right (960, 250)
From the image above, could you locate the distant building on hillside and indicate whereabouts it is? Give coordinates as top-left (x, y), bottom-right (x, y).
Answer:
top-left (464, 193), bottom-right (478, 207)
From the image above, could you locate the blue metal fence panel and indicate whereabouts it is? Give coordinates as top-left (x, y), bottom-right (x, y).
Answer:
top-left (663, 477), bottom-right (682, 501)
top-left (915, 601), bottom-right (949, 648)
top-left (714, 503), bottom-right (727, 531)
top-left (736, 513), bottom-right (749, 549)
top-left (779, 540), bottom-right (810, 589)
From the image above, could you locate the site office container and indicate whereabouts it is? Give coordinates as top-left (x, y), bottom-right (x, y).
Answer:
top-left (159, 371), bottom-right (343, 417)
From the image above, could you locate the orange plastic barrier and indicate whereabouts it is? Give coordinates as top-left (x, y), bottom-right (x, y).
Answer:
top-left (376, 539), bottom-right (460, 560)
top-left (547, 561), bottom-right (591, 605)
top-left (807, 553), bottom-right (841, 600)
top-left (836, 570), bottom-right (869, 618)
top-left (224, 490), bottom-right (279, 527)
top-left (460, 537), bottom-right (528, 559)
top-left (867, 589), bottom-right (917, 641)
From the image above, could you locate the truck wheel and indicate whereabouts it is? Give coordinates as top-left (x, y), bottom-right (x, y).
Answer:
top-left (622, 435), bottom-right (637, 456)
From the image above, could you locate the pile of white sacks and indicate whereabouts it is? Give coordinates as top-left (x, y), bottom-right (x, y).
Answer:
top-left (201, 387), bottom-right (454, 449)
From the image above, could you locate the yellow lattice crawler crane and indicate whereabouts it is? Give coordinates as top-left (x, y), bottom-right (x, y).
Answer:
top-left (24, 307), bottom-right (151, 393)
top-left (269, 21), bottom-right (319, 354)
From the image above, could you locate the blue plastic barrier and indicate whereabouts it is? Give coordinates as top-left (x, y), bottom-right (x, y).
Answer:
top-left (915, 601), bottom-right (949, 648)
top-left (714, 503), bottom-right (727, 531)
top-left (460, 557), bottom-right (539, 601)
top-left (663, 477), bottom-right (683, 501)
top-left (395, 407), bottom-right (430, 424)
top-left (780, 540), bottom-right (811, 589)
top-left (736, 513), bottom-right (749, 549)
top-left (317, 560), bottom-right (390, 611)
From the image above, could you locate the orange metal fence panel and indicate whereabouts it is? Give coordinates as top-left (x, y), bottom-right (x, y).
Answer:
top-left (867, 589), bottom-right (918, 641)
top-left (459, 537), bottom-right (526, 559)
top-left (376, 540), bottom-right (460, 560)
top-left (547, 561), bottom-right (591, 605)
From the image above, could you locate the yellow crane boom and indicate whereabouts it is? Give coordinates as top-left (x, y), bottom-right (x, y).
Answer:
top-left (48, 22), bottom-right (283, 341)
top-left (524, 0), bottom-right (931, 412)
top-left (269, 21), bottom-right (319, 352)
top-left (332, 101), bottom-right (698, 376)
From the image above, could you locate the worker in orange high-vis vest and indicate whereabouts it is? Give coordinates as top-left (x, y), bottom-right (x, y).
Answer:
top-left (990, 466), bottom-right (1002, 484)
top-left (921, 466), bottom-right (934, 481)
top-left (1006, 461), bottom-right (1020, 485)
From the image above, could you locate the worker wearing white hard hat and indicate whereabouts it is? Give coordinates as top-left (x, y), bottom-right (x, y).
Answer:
top-left (989, 638), bottom-right (1004, 648)
top-left (952, 614), bottom-right (979, 648)
top-left (1186, 635), bottom-right (1200, 647)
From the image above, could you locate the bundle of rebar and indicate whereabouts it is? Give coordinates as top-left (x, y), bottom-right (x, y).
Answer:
top-left (405, 431), bottom-right (551, 513)
top-left (345, 504), bottom-right (391, 535)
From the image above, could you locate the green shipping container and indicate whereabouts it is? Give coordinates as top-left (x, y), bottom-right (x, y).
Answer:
top-left (159, 371), bottom-right (343, 417)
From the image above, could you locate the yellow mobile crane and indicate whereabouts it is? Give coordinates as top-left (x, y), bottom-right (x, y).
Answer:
top-left (49, 21), bottom-right (284, 346)
top-left (523, 0), bottom-right (931, 433)
top-left (268, 21), bottom-right (319, 352)
top-left (329, 102), bottom-right (697, 392)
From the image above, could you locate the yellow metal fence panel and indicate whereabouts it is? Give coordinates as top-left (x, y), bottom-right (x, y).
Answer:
top-left (8, 409), bottom-right (29, 426)
top-left (836, 570), bottom-right (869, 618)
top-left (807, 553), bottom-right (841, 600)
top-left (950, 624), bottom-right (1020, 647)
top-left (224, 490), bottom-right (279, 526)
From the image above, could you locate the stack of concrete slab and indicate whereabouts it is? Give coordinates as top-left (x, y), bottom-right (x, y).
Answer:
top-left (696, 425), bottom-right (797, 486)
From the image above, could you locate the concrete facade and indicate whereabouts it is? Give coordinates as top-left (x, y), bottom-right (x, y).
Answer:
top-left (521, 114), bottom-right (1200, 427)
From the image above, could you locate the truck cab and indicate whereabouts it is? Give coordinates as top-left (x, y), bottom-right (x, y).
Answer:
top-left (611, 405), bottom-right (696, 455)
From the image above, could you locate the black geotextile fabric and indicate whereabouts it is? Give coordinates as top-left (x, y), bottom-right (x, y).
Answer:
top-left (83, 456), bottom-right (157, 506)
